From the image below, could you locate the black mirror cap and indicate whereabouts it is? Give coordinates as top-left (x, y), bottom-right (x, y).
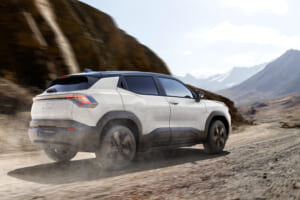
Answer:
top-left (196, 91), bottom-right (205, 102)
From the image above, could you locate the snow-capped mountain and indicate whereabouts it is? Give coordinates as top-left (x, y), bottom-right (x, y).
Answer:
top-left (219, 49), bottom-right (300, 105)
top-left (177, 63), bottom-right (266, 91)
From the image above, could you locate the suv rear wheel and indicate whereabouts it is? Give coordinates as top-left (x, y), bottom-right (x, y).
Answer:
top-left (44, 145), bottom-right (77, 162)
top-left (96, 124), bottom-right (136, 170)
top-left (204, 120), bottom-right (227, 154)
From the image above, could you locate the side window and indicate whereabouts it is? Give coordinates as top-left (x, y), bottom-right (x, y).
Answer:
top-left (124, 76), bottom-right (159, 95)
top-left (159, 78), bottom-right (193, 98)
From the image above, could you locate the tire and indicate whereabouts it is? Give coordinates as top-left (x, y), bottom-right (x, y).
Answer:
top-left (204, 120), bottom-right (228, 154)
top-left (96, 124), bottom-right (136, 170)
top-left (44, 145), bottom-right (77, 162)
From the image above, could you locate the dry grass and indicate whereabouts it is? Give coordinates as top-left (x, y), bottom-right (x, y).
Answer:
top-left (239, 93), bottom-right (300, 128)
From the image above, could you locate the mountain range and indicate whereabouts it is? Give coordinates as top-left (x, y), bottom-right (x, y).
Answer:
top-left (177, 63), bottom-right (266, 91)
top-left (219, 49), bottom-right (300, 105)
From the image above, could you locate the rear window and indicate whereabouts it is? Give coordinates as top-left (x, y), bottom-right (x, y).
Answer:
top-left (124, 76), bottom-right (159, 95)
top-left (46, 76), bottom-right (99, 93)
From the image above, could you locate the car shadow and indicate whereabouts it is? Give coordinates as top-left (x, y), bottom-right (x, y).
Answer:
top-left (8, 148), bottom-right (230, 185)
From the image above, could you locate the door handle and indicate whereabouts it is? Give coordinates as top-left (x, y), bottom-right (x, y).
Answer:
top-left (169, 101), bottom-right (178, 105)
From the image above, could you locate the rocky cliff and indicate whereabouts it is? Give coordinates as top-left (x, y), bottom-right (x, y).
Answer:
top-left (0, 0), bottom-right (170, 88)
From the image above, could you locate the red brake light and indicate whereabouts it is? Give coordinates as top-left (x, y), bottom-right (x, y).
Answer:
top-left (67, 127), bottom-right (76, 131)
top-left (33, 94), bottom-right (97, 108)
top-left (66, 94), bottom-right (91, 104)
top-left (60, 75), bottom-right (68, 79)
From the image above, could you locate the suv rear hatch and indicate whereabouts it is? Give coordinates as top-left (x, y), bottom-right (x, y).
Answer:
top-left (31, 75), bottom-right (99, 120)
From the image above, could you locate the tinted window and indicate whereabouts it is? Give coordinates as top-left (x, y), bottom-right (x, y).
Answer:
top-left (124, 76), bottom-right (158, 95)
top-left (47, 76), bottom-right (99, 93)
top-left (159, 78), bottom-right (193, 98)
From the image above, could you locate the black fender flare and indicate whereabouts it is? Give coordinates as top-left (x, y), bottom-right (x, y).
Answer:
top-left (96, 111), bottom-right (143, 144)
top-left (204, 111), bottom-right (231, 139)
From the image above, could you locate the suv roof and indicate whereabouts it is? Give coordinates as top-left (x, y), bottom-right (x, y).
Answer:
top-left (71, 71), bottom-right (173, 79)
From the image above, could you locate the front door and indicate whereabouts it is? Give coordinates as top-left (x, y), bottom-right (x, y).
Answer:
top-left (158, 77), bottom-right (207, 145)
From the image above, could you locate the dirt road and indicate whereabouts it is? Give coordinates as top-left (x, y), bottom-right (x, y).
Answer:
top-left (0, 123), bottom-right (299, 200)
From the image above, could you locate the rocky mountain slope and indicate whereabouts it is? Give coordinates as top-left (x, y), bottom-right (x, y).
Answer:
top-left (177, 63), bottom-right (266, 91)
top-left (0, 0), bottom-right (170, 88)
top-left (219, 49), bottom-right (300, 105)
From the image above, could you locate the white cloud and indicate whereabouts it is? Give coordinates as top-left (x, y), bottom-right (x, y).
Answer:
top-left (224, 0), bottom-right (288, 15)
top-left (225, 51), bottom-right (284, 66)
top-left (225, 53), bottom-right (256, 66)
top-left (189, 21), bottom-right (300, 48)
top-left (183, 50), bottom-right (193, 56)
top-left (185, 69), bottom-right (224, 78)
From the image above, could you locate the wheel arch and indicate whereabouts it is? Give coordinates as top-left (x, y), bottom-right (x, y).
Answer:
top-left (204, 111), bottom-right (231, 139)
top-left (96, 111), bottom-right (143, 150)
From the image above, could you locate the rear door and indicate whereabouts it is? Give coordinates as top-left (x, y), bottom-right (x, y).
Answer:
top-left (118, 75), bottom-right (171, 147)
top-left (158, 77), bottom-right (207, 145)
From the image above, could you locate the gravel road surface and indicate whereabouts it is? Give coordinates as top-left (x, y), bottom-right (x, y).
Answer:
top-left (0, 123), bottom-right (299, 200)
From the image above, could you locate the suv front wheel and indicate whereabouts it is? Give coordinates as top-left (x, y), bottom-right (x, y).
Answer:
top-left (96, 124), bottom-right (136, 170)
top-left (204, 120), bottom-right (227, 154)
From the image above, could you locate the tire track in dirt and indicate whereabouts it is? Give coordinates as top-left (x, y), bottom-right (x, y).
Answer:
top-left (0, 123), bottom-right (299, 200)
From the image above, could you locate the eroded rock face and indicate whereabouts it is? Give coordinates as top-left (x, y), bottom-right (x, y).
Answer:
top-left (0, 0), bottom-right (170, 88)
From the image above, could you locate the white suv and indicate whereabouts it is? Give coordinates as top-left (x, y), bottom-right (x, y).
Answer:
top-left (28, 71), bottom-right (231, 169)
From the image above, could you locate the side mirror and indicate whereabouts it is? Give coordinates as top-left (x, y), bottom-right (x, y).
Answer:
top-left (195, 91), bottom-right (204, 102)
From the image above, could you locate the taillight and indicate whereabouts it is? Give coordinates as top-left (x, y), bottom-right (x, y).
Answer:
top-left (33, 94), bottom-right (98, 108)
top-left (66, 95), bottom-right (91, 104)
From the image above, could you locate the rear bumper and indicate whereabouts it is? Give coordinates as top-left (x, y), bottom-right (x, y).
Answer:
top-left (28, 120), bottom-right (99, 152)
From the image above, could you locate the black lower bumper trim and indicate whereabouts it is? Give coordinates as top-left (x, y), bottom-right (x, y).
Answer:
top-left (28, 119), bottom-right (99, 152)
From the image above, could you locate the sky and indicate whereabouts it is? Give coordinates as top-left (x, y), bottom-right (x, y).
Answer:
top-left (81, 0), bottom-right (300, 77)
